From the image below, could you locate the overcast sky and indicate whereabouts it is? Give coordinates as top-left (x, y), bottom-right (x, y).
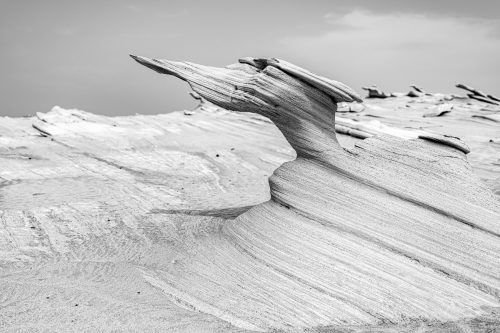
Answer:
top-left (1, 0), bottom-right (499, 116)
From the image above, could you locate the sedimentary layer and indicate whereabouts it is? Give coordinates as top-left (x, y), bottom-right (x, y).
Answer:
top-left (0, 56), bottom-right (499, 332)
top-left (128, 56), bottom-right (500, 330)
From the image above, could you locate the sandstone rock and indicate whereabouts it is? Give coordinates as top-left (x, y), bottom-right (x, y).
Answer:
top-left (407, 89), bottom-right (424, 98)
top-left (337, 102), bottom-right (366, 113)
top-left (362, 85), bottom-right (392, 98)
top-left (423, 103), bottom-right (454, 117)
top-left (1, 56), bottom-right (499, 332)
top-left (456, 83), bottom-right (488, 98)
top-left (410, 84), bottom-right (426, 93)
top-left (472, 113), bottom-right (500, 122)
top-left (128, 55), bottom-right (500, 330)
top-left (488, 94), bottom-right (500, 103)
top-left (468, 93), bottom-right (500, 105)
top-left (456, 83), bottom-right (500, 105)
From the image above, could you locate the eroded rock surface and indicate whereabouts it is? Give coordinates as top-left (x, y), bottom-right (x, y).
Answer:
top-left (362, 85), bottom-right (392, 98)
top-left (0, 57), bottom-right (499, 332)
top-left (456, 83), bottom-right (500, 105)
top-left (128, 56), bottom-right (500, 330)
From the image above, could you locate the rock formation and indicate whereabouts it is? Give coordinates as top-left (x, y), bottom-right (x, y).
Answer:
top-left (128, 55), bottom-right (500, 330)
top-left (336, 102), bottom-right (365, 113)
top-left (473, 113), bottom-right (500, 122)
top-left (0, 105), bottom-right (296, 332)
top-left (361, 85), bottom-right (392, 98)
top-left (1, 57), bottom-right (499, 332)
top-left (456, 83), bottom-right (500, 105)
top-left (410, 84), bottom-right (426, 94)
top-left (423, 103), bottom-right (454, 117)
top-left (407, 85), bottom-right (425, 98)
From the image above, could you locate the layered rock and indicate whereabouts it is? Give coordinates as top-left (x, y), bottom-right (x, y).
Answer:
top-left (129, 55), bottom-right (500, 330)
top-left (362, 85), bottom-right (392, 98)
top-left (1, 57), bottom-right (499, 332)
top-left (423, 103), bottom-right (454, 117)
top-left (456, 83), bottom-right (500, 105)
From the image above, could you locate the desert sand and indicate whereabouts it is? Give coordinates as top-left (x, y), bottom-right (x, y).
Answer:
top-left (0, 57), bottom-right (499, 332)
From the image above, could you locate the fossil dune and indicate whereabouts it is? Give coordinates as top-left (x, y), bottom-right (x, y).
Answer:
top-left (129, 56), bottom-right (500, 330)
top-left (0, 56), bottom-right (499, 332)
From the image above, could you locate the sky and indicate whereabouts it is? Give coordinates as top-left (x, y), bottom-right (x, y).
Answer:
top-left (1, 0), bottom-right (499, 117)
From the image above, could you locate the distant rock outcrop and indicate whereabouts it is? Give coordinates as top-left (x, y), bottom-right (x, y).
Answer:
top-left (423, 103), bottom-right (454, 118)
top-left (407, 85), bottom-right (426, 98)
top-left (362, 85), bottom-right (392, 98)
top-left (456, 83), bottom-right (500, 105)
top-left (410, 84), bottom-right (426, 94)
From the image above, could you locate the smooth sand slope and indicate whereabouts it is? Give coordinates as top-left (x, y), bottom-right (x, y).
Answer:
top-left (0, 57), bottom-right (499, 332)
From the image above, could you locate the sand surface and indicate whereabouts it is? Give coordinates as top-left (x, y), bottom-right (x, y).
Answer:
top-left (1, 58), bottom-right (500, 332)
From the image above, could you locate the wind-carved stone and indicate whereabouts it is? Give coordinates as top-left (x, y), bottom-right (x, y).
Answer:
top-left (131, 55), bottom-right (360, 159)
top-left (131, 55), bottom-right (500, 331)
top-left (456, 83), bottom-right (500, 105)
top-left (362, 85), bottom-right (392, 98)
